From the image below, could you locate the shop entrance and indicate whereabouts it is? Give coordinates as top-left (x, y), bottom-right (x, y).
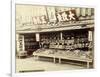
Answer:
top-left (24, 33), bottom-right (40, 55)
top-left (39, 28), bottom-right (91, 51)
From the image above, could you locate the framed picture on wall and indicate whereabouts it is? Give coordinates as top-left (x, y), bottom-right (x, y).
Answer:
top-left (11, 0), bottom-right (95, 77)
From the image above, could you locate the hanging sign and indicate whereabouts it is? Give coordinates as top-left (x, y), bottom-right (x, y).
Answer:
top-left (36, 33), bottom-right (40, 41)
top-left (32, 15), bottom-right (47, 25)
top-left (32, 10), bottom-right (78, 25)
top-left (46, 7), bottom-right (57, 22)
top-left (56, 10), bottom-right (78, 22)
top-left (88, 31), bottom-right (93, 41)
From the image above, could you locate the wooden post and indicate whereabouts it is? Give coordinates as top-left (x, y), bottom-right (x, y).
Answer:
top-left (18, 34), bottom-right (25, 51)
top-left (88, 30), bottom-right (94, 68)
top-left (53, 57), bottom-right (56, 63)
top-left (92, 30), bottom-right (94, 68)
top-left (60, 32), bottom-right (63, 40)
top-left (22, 35), bottom-right (25, 51)
top-left (16, 33), bottom-right (20, 52)
top-left (59, 58), bottom-right (61, 64)
top-left (87, 62), bottom-right (90, 68)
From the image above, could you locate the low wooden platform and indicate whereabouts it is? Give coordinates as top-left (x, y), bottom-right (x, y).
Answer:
top-left (33, 53), bottom-right (93, 68)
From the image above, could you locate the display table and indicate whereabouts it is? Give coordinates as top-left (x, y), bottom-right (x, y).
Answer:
top-left (33, 51), bottom-right (93, 68)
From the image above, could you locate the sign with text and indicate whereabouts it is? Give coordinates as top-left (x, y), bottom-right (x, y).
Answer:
top-left (56, 10), bottom-right (78, 22)
top-left (36, 33), bottom-right (40, 41)
top-left (88, 31), bottom-right (93, 41)
top-left (46, 7), bottom-right (57, 22)
top-left (32, 15), bottom-right (47, 25)
top-left (32, 10), bottom-right (78, 25)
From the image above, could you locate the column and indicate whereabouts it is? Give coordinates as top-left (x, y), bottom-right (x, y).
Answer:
top-left (60, 32), bottom-right (63, 40)
top-left (59, 58), bottom-right (61, 64)
top-left (18, 34), bottom-right (25, 51)
top-left (16, 33), bottom-right (20, 52)
top-left (22, 35), bottom-right (25, 51)
top-left (88, 30), bottom-right (94, 68)
top-left (87, 62), bottom-right (90, 68)
top-left (53, 57), bottom-right (56, 63)
top-left (92, 30), bottom-right (94, 68)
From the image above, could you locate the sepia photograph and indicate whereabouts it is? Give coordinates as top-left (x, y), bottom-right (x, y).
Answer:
top-left (15, 4), bottom-right (94, 73)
